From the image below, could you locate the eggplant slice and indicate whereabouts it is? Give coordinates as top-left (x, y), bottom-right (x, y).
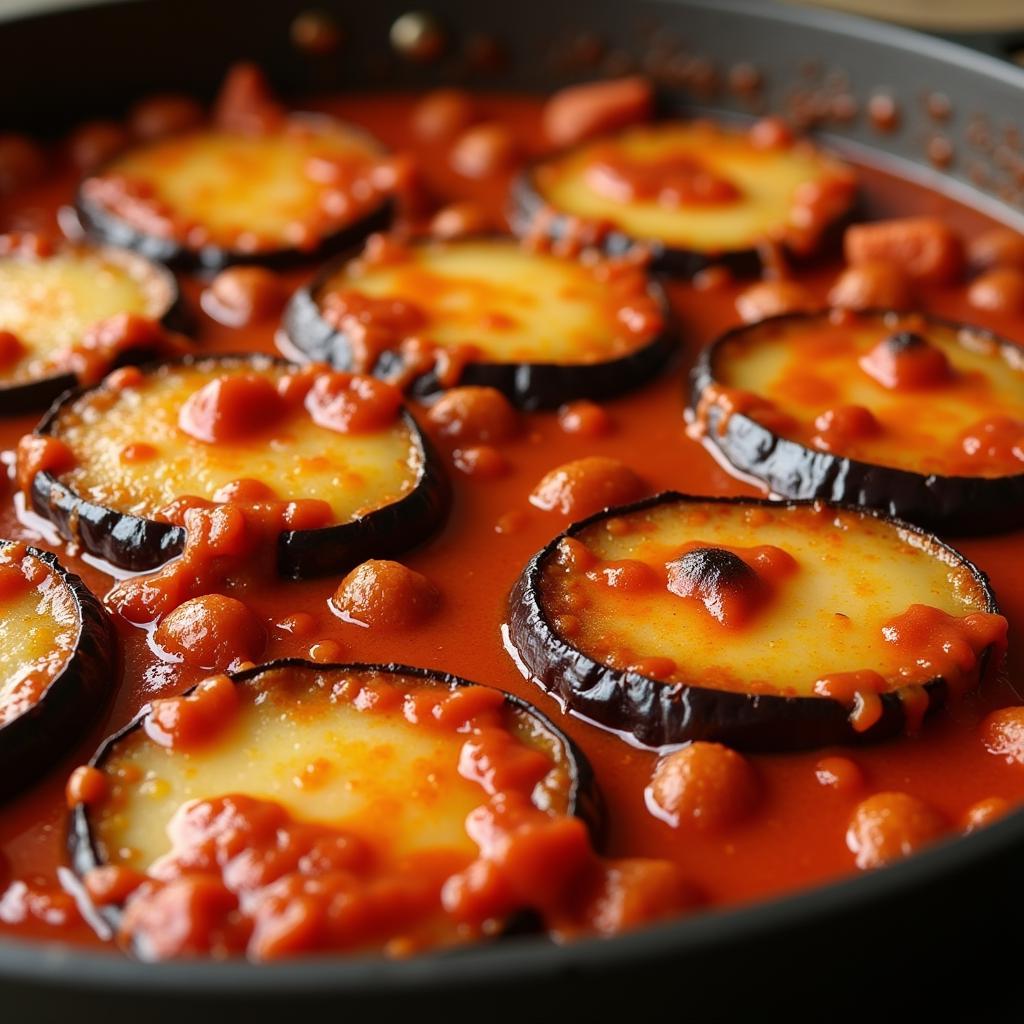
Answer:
top-left (0, 236), bottom-right (185, 416)
top-left (76, 115), bottom-right (393, 271)
top-left (281, 235), bottom-right (676, 410)
top-left (28, 354), bottom-right (449, 578)
top-left (69, 659), bottom-right (600, 960)
top-left (511, 120), bottom-right (857, 278)
top-left (691, 309), bottom-right (1024, 534)
top-left (508, 492), bottom-right (1004, 752)
top-left (0, 540), bottom-right (114, 799)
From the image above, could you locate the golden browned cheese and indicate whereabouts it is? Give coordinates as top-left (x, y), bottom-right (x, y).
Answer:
top-left (715, 312), bottom-right (1024, 478)
top-left (49, 359), bottom-right (421, 524)
top-left (0, 546), bottom-right (79, 726)
top-left (318, 238), bottom-right (662, 366)
top-left (541, 500), bottom-right (993, 697)
top-left (532, 120), bottom-right (854, 254)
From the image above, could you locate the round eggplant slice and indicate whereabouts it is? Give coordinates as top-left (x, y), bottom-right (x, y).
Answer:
top-left (68, 659), bottom-right (600, 960)
top-left (27, 354), bottom-right (449, 577)
top-left (0, 540), bottom-right (114, 800)
top-left (508, 492), bottom-right (1004, 752)
top-left (281, 235), bottom-right (675, 410)
top-left (76, 115), bottom-right (393, 271)
top-left (691, 309), bottom-right (1024, 534)
top-left (511, 120), bottom-right (857, 278)
top-left (0, 234), bottom-right (185, 416)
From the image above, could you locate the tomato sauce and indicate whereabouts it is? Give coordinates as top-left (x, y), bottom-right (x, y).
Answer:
top-left (2, 90), bottom-right (1024, 954)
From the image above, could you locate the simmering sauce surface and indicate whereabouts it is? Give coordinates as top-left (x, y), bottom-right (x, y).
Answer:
top-left (2, 92), bottom-right (1024, 952)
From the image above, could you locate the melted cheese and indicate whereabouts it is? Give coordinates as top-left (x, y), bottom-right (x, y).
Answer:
top-left (51, 360), bottom-right (420, 524)
top-left (0, 550), bottom-right (79, 726)
top-left (321, 239), bottom-right (655, 364)
top-left (100, 118), bottom-right (382, 249)
top-left (92, 667), bottom-right (564, 869)
top-left (0, 247), bottom-right (168, 384)
top-left (540, 500), bottom-right (991, 697)
top-left (533, 122), bottom-right (851, 251)
top-left (716, 312), bottom-right (1024, 477)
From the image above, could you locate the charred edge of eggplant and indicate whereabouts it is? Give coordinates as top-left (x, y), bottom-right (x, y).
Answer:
top-left (281, 235), bottom-right (679, 410)
top-left (507, 490), bottom-right (1000, 753)
top-left (75, 179), bottom-right (394, 272)
top-left (508, 163), bottom-right (857, 281)
top-left (0, 541), bottom-right (115, 802)
top-left (690, 309), bottom-right (1024, 536)
top-left (32, 375), bottom-right (186, 573)
top-left (68, 658), bottom-right (603, 944)
top-left (0, 250), bottom-right (190, 418)
top-left (277, 408), bottom-right (451, 579)
top-left (31, 353), bottom-right (450, 576)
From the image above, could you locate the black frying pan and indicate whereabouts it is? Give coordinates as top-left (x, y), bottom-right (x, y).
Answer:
top-left (1, 1), bottom-right (1023, 1020)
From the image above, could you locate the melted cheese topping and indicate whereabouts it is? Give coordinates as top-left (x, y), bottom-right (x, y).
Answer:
top-left (92, 667), bottom-right (567, 869)
top-left (0, 549), bottom-right (79, 726)
top-left (540, 501), bottom-right (991, 697)
top-left (0, 247), bottom-right (168, 384)
top-left (97, 118), bottom-right (382, 249)
top-left (532, 122), bottom-right (852, 251)
top-left (715, 312), bottom-right (1024, 477)
top-left (51, 360), bottom-right (420, 523)
top-left (320, 239), bottom-right (657, 364)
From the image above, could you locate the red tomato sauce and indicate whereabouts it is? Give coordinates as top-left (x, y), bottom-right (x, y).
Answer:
top-left (2, 90), bottom-right (1024, 953)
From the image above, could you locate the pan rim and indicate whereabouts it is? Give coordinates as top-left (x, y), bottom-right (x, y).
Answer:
top-left (2, 0), bottom-right (1024, 994)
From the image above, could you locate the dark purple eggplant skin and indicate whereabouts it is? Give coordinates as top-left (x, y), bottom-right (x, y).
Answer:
top-left (690, 310), bottom-right (1024, 536)
top-left (0, 542), bottom-right (115, 802)
top-left (76, 182), bottom-right (393, 273)
top-left (29, 354), bottom-right (451, 578)
top-left (0, 248), bottom-right (190, 418)
top-left (507, 491), bottom-right (1001, 753)
top-left (68, 658), bottom-right (603, 945)
top-left (280, 236), bottom-right (679, 411)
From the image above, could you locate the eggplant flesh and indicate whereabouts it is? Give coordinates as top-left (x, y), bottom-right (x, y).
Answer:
top-left (75, 118), bottom-right (394, 271)
top-left (690, 310), bottom-right (1024, 535)
top-left (68, 659), bottom-right (601, 950)
top-left (30, 355), bottom-right (450, 577)
top-left (507, 492), bottom-right (1000, 752)
top-left (509, 121), bottom-right (857, 279)
top-left (277, 417), bottom-right (449, 579)
top-left (509, 173), bottom-right (762, 279)
top-left (0, 541), bottom-right (114, 800)
top-left (0, 242), bottom-right (188, 416)
top-left (281, 236), bottom-right (677, 410)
